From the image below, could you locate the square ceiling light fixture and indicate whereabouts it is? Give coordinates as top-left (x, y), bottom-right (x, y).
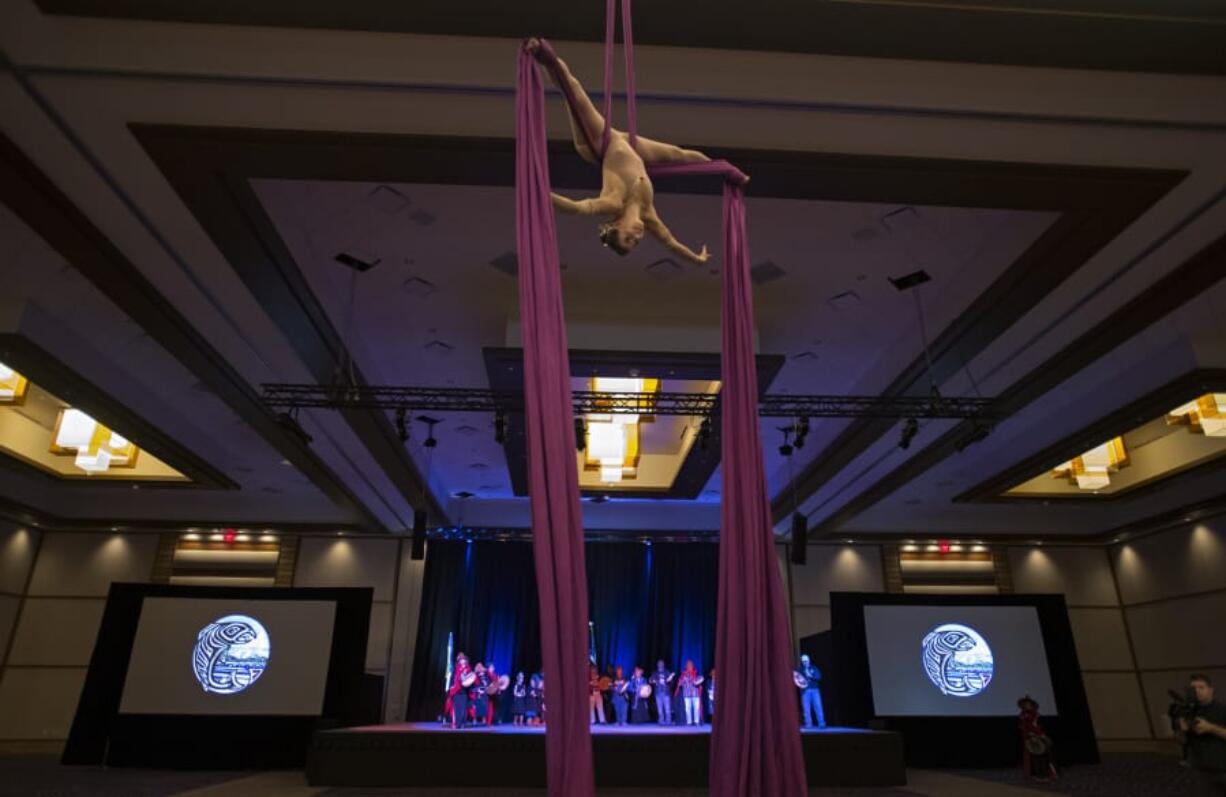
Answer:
top-left (992, 382), bottom-right (1226, 501)
top-left (0, 362), bottom-right (29, 403)
top-left (1168, 393), bottom-right (1226, 437)
top-left (583, 377), bottom-right (658, 484)
top-left (50, 408), bottom-right (139, 473)
top-left (1051, 437), bottom-right (1128, 491)
top-left (0, 359), bottom-right (188, 482)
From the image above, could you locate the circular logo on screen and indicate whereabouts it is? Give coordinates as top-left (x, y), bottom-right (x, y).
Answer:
top-left (921, 623), bottom-right (993, 697)
top-left (191, 615), bottom-right (270, 695)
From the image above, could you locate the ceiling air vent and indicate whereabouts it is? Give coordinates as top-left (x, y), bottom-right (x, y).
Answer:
top-left (750, 260), bottom-right (786, 285)
top-left (489, 251), bottom-right (518, 277)
top-left (367, 185), bottom-right (410, 215)
top-left (334, 250), bottom-right (381, 272)
top-left (454, 424), bottom-right (480, 436)
top-left (791, 351), bottom-right (818, 362)
top-left (888, 269), bottom-right (932, 291)
top-left (423, 339), bottom-right (453, 355)
top-left (401, 276), bottom-right (436, 298)
top-left (827, 291), bottom-right (862, 311)
top-left (453, 491), bottom-right (475, 499)
top-left (881, 206), bottom-right (920, 233)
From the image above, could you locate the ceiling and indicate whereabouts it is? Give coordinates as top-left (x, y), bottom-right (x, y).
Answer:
top-left (1, 0), bottom-right (1225, 542)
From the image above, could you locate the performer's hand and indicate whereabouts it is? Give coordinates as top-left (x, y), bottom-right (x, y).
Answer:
top-left (695, 245), bottom-right (711, 264)
top-left (1193, 717), bottom-right (1215, 735)
top-left (525, 37), bottom-right (542, 54)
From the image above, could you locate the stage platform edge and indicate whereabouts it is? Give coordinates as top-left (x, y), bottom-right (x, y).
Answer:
top-left (306, 723), bottom-right (906, 788)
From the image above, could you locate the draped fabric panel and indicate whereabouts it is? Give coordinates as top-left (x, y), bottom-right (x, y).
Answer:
top-left (521, 5), bottom-right (804, 790)
top-left (406, 540), bottom-right (718, 721)
top-left (516, 48), bottom-right (596, 797)
top-left (710, 183), bottom-right (808, 796)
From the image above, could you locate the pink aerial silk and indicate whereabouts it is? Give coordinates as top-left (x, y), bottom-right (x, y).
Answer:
top-left (516, 48), bottom-right (596, 797)
top-left (517, 2), bottom-right (806, 794)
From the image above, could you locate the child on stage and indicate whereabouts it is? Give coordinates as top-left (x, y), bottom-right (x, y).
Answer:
top-left (511, 671), bottom-right (528, 726)
top-left (629, 665), bottom-right (651, 724)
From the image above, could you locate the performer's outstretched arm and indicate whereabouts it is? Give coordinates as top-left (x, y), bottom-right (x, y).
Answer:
top-left (645, 216), bottom-right (709, 264)
top-left (552, 193), bottom-right (621, 216)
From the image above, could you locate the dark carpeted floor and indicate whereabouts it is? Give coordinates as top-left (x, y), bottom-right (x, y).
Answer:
top-left (951, 752), bottom-right (1201, 797)
top-left (0, 754), bottom-right (242, 797)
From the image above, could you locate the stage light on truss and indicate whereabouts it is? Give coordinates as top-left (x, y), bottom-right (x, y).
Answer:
top-left (493, 411), bottom-right (507, 444)
top-left (898, 417), bottom-right (919, 450)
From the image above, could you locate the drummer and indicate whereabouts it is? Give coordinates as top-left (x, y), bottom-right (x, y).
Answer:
top-left (794, 654), bottom-right (826, 729)
top-left (589, 665), bottom-right (607, 725)
top-left (447, 653), bottom-right (473, 729)
top-left (650, 659), bottom-right (675, 725)
top-left (629, 665), bottom-right (652, 724)
top-left (470, 662), bottom-right (491, 726)
top-left (611, 665), bottom-right (630, 725)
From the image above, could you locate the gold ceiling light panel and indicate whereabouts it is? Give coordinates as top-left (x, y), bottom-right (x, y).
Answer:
top-left (1167, 393), bottom-right (1226, 437)
top-left (0, 362), bottom-right (29, 404)
top-left (49, 408), bottom-right (140, 474)
top-left (584, 377), bottom-right (658, 484)
top-left (1051, 437), bottom-right (1128, 491)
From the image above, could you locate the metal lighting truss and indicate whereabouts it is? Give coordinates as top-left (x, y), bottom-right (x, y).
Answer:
top-left (262, 383), bottom-right (995, 419)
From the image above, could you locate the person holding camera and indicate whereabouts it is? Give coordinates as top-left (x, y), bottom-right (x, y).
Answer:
top-left (1180, 674), bottom-right (1226, 795)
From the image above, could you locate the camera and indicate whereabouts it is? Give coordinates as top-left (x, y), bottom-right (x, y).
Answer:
top-left (1169, 687), bottom-right (1201, 724)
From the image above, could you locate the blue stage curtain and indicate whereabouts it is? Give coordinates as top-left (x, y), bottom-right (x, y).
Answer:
top-left (408, 540), bottom-right (718, 721)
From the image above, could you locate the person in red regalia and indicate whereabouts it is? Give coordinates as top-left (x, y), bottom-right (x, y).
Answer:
top-left (446, 653), bottom-right (474, 729)
top-left (1018, 695), bottom-right (1058, 781)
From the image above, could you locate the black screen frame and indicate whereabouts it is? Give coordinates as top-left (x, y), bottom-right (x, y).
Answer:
top-left (831, 591), bottom-right (1098, 767)
top-left (63, 583), bottom-right (372, 768)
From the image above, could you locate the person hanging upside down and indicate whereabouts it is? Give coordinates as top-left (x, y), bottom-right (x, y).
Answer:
top-left (525, 37), bottom-right (714, 263)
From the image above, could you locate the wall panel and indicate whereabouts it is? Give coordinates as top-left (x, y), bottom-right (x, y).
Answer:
top-left (366, 601), bottom-right (392, 673)
top-left (1067, 607), bottom-right (1134, 672)
top-left (0, 525), bottom-right (39, 595)
top-left (790, 545), bottom-right (883, 607)
top-left (295, 538), bottom-right (397, 601)
top-left (1008, 547), bottom-right (1117, 606)
top-left (1112, 519), bottom-right (1226, 606)
top-left (0, 667), bottom-right (86, 740)
top-left (793, 606), bottom-right (832, 640)
top-left (1125, 592), bottom-right (1226, 671)
top-left (6, 598), bottom-right (106, 666)
top-left (26, 533), bottom-right (156, 597)
top-left (0, 594), bottom-right (19, 661)
top-left (1082, 671), bottom-right (1152, 739)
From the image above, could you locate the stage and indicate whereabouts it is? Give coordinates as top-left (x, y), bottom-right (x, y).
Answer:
top-left (306, 722), bottom-right (906, 788)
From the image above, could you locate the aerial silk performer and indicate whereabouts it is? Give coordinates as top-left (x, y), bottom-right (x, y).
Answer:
top-left (516, 1), bottom-right (807, 794)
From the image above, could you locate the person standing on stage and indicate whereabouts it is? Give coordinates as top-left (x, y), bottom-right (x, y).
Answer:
top-left (612, 665), bottom-right (630, 726)
top-left (795, 653), bottom-right (826, 729)
top-left (511, 672), bottom-right (528, 726)
top-left (527, 671), bottom-right (544, 726)
top-left (447, 653), bottom-right (473, 729)
top-left (676, 659), bottom-right (704, 726)
top-left (629, 665), bottom-right (651, 724)
top-left (706, 667), bottom-right (716, 724)
top-left (651, 659), bottom-right (675, 725)
top-left (589, 664), bottom-right (607, 724)
top-left (470, 662), bottom-right (491, 727)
